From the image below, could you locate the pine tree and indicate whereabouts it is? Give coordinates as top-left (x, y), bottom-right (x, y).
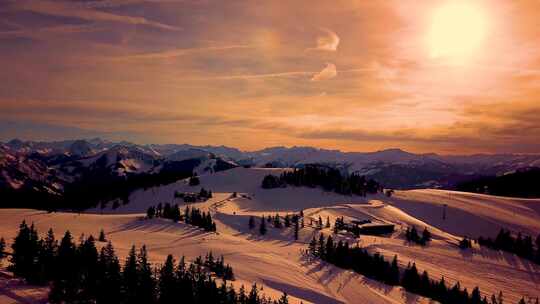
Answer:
top-left (325, 235), bottom-right (334, 262)
top-left (471, 287), bottom-right (482, 304)
top-left (309, 236), bottom-right (317, 256)
top-left (352, 224), bottom-right (360, 238)
top-left (277, 292), bottom-right (289, 304)
top-left (249, 216), bottom-right (256, 230)
top-left (402, 262), bottom-right (420, 293)
top-left (49, 230), bottom-right (78, 303)
top-left (123, 246), bottom-right (139, 303)
top-left (318, 216), bottom-right (323, 230)
top-left (97, 241), bottom-right (122, 304)
top-left (227, 283), bottom-right (237, 303)
top-left (39, 229), bottom-right (57, 282)
top-left (78, 235), bottom-right (99, 302)
top-left (536, 234), bottom-right (540, 264)
top-left (294, 218), bottom-right (299, 241)
top-left (459, 237), bottom-right (472, 249)
top-left (11, 221), bottom-right (39, 279)
top-left (205, 213), bottom-right (214, 231)
top-left (421, 227), bottom-right (432, 245)
top-left (172, 205), bottom-right (181, 222)
top-left (259, 216), bottom-right (267, 235)
top-left (158, 255), bottom-right (176, 304)
top-left (284, 214), bottom-right (291, 228)
top-left (147, 206), bottom-right (156, 219)
top-left (163, 203), bottom-right (172, 220)
top-left (420, 271), bottom-right (430, 296)
top-left (274, 214), bottom-right (282, 228)
top-left (238, 285), bottom-right (247, 304)
top-left (184, 206), bottom-right (190, 224)
top-left (247, 283), bottom-right (259, 304)
top-left (325, 216), bottom-right (331, 228)
top-left (98, 229), bottom-right (106, 242)
top-left (0, 237), bottom-right (5, 264)
top-left (388, 255), bottom-right (400, 285)
top-left (318, 233), bottom-right (326, 259)
top-left (137, 245), bottom-right (156, 304)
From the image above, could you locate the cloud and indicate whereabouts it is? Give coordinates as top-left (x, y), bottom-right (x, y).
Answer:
top-left (112, 45), bottom-right (254, 61)
top-left (311, 63), bottom-right (337, 81)
top-left (186, 71), bottom-right (314, 81)
top-left (1, 1), bottom-right (540, 153)
top-left (9, 0), bottom-right (181, 31)
top-left (0, 24), bottom-right (103, 40)
top-left (82, 0), bottom-right (185, 9)
top-left (307, 28), bottom-right (340, 52)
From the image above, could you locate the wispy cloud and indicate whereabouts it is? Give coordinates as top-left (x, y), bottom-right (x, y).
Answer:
top-left (307, 28), bottom-right (340, 52)
top-left (311, 63), bottom-right (337, 81)
top-left (9, 0), bottom-right (182, 31)
top-left (111, 45), bottom-right (254, 61)
top-left (82, 0), bottom-right (185, 9)
top-left (186, 71), bottom-right (314, 81)
top-left (0, 23), bottom-right (103, 40)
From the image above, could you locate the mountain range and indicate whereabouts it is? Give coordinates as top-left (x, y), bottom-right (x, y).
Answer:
top-left (2, 138), bottom-right (540, 208)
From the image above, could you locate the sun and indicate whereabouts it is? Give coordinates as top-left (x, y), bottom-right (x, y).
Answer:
top-left (427, 2), bottom-right (488, 64)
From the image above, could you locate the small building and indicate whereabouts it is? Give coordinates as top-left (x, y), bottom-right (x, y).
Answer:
top-left (358, 223), bottom-right (395, 235)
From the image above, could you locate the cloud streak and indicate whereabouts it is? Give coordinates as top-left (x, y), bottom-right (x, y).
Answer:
top-left (9, 0), bottom-right (182, 31)
top-left (311, 63), bottom-right (337, 81)
top-left (111, 45), bottom-right (254, 61)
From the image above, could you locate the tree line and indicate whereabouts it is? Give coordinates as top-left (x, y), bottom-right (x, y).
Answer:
top-left (306, 233), bottom-right (521, 304)
top-left (5, 221), bottom-right (291, 304)
top-left (193, 252), bottom-right (234, 281)
top-left (456, 167), bottom-right (540, 198)
top-left (261, 165), bottom-right (381, 196)
top-left (405, 226), bottom-right (432, 246)
top-left (70, 159), bottom-right (202, 212)
top-left (478, 228), bottom-right (540, 265)
top-left (146, 204), bottom-right (217, 232)
top-left (175, 188), bottom-right (213, 203)
top-left (250, 212), bottom-right (304, 240)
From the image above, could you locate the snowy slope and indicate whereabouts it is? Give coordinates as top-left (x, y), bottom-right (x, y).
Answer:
top-left (1, 168), bottom-right (540, 303)
top-left (0, 209), bottom-right (433, 304)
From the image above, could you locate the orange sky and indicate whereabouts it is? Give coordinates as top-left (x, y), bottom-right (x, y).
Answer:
top-left (1, 0), bottom-right (539, 154)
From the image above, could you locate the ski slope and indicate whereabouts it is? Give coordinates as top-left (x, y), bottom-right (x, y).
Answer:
top-left (1, 168), bottom-right (540, 303)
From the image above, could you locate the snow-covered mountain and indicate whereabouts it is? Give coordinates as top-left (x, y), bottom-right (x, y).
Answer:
top-left (0, 145), bottom-right (65, 208)
top-left (0, 140), bottom-right (239, 209)
top-left (2, 138), bottom-right (540, 208)
top-left (231, 146), bottom-right (540, 188)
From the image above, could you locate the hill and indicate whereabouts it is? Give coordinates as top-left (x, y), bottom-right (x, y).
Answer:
top-left (456, 167), bottom-right (540, 198)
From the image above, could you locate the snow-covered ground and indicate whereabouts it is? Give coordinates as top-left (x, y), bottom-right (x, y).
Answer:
top-left (1, 167), bottom-right (539, 303)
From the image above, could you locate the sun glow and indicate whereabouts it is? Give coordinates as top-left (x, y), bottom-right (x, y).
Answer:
top-left (427, 2), bottom-right (488, 64)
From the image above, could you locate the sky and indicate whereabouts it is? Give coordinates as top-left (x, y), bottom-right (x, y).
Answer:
top-left (1, 0), bottom-right (539, 154)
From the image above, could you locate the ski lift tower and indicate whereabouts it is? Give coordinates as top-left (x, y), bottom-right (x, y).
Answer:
top-left (443, 190), bottom-right (449, 220)
top-left (442, 203), bottom-right (447, 220)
